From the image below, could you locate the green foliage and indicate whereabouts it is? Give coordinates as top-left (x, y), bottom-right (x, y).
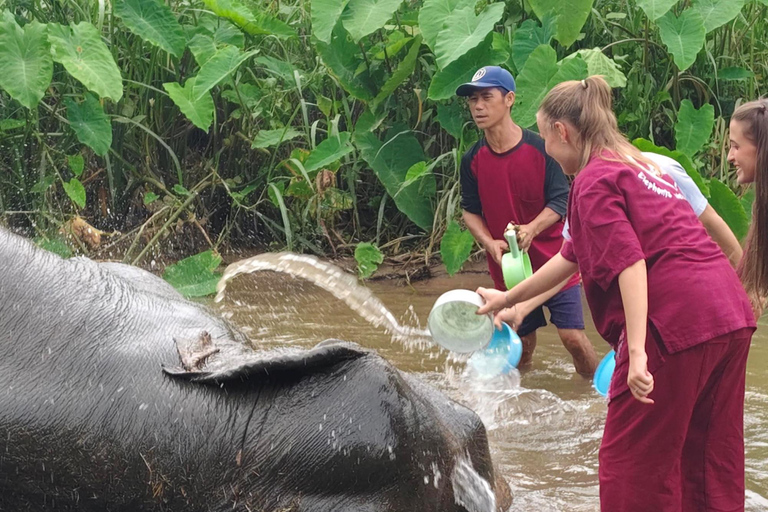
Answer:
top-left (341, 0), bottom-right (404, 42)
top-left (440, 221), bottom-right (474, 275)
top-left (35, 237), bottom-right (73, 258)
top-left (356, 129), bottom-right (433, 230)
top-left (675, 99), bottom-right (715, 157)
top-left (114, 0), bottom-right (187, 57)
top-left (510, 17), bottom-right (553, 71)
top-left (656, 9), bottom-right (706, 71)
top-left (709, 179), bottom-right (750, 241)
top-left (193, 46), bottom-right (257, 100)
top-left (0, 14), bottom-right (52, 109)
top-left (316, 23), bottom-right (375, 100)
top-left (252, 127), bottom-right (302, 148)
top-left (526, 0), bottom-right (594, 47)
top-left (354, 242), bottom-right (384, 278)
top-left (434, 3), bottom-right (504, 68)
top-left (48, 22), bottom-right (123, 101)
top-left (62, 179), bottom-right (86, 209)
top-left (371, 35), bottom-right (422, 110)
top-left (162, 250), bottom-right (223, 297)
top-left (202, 0), bottom-right (295, 38)
top-left (691, 0), bottom-right (746, 33)
top-left (514, 45), bottom-right (588, 128)
top-left (312, 0), bottom-right (350, 43)
top-left (164, 78), bottom-right (215, 131)
top-left (68, 154), bottom-right (84, 176)
top-left (304, 132), bottom-right (354, 173)
top-left (567, 48), bottom-right (627, 88)
top-left (65, 94), bottom-right (113, 156)
top-left (635, 0), bottom-right (678, 20)
top-left (419, 0), bottom-right (476, 51)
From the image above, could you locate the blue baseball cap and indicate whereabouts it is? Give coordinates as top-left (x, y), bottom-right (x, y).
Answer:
top-left (456, 66), bottom-right (516, 96)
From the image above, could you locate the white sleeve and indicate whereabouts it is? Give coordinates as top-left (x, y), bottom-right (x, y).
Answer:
top-left (642, 152), bottom-right (708, 217)
top-left (562, 218), bottom-right (571, 241)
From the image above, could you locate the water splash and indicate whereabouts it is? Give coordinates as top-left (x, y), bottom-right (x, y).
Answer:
top-left (451, 454), bottom-right (497, 512)
top-left (215, 252), bottom-right (431, 339)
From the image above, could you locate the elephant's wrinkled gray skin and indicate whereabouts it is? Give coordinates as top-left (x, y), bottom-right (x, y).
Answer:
top-left (0, 228), bottom-right (511, 511)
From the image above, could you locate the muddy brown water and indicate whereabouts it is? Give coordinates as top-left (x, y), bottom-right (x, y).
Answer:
top-left (213, 264), bottom-right (768, 512)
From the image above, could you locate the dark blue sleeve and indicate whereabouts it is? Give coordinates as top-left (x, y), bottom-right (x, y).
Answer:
top-left (543, 151), bottom-right (569, 218)
top-left (460, 146), bottom-right (482, 215)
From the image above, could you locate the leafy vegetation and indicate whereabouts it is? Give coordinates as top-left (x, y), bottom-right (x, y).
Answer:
top-left (0, 0), bottom-right (764, 284)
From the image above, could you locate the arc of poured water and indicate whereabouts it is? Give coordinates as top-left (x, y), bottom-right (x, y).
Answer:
top-left (215, 252), bottom-right (431, 338)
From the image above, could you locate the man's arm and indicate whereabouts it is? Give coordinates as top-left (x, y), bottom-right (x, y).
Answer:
top-left (463, 210), bottom-right (508, 266)
top-left (698, 205), bottom-right (743, 268)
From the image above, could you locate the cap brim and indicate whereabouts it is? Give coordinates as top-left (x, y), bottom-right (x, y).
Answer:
top-left (456, 81), bottom-right (505, 96)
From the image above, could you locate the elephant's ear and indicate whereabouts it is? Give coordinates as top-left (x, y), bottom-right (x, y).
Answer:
top-left (162, 337), bottom-right (371, 385)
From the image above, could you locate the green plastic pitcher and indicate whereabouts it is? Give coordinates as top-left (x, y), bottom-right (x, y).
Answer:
top-left (502, 228), bottom-right (533, 289)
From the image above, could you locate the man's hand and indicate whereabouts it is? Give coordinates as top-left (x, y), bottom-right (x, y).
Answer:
top-left (515, 223), bottom-right (538, 252)
top-left (484, 239), bottom-right (509, 266)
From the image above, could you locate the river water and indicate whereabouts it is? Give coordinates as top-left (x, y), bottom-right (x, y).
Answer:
top-left (213, 256), bottom-right (768, 511)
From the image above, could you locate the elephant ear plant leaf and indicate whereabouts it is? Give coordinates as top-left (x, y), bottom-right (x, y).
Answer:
top-left (635, 0), bottom-right (678, 20)
top-left (440, 221), bottom-right (475, 276)
top-left (341, 0), bottom-right (404, 43)
top-left (510, 17), bottom-right (554, 71)
top-left (419, 0), bottom-right (477, 52)
top-left (656, 9), bottom-right (706, 72)
top-left (354, 242), bottom-right (384, 279)
top-left (690, 0), bottom-right (746, 33)
top-left (433, 2), bottom-right (505, 69)
top-left (708, 180), bottom-right (749, 241)
top-left (48, 21), bottom-right (123, 101)
top-left (163, 78), bottom-right (215, 131)
top-left (163, 250), bottom-right (223, 297)
top-left (202, 0), bottom-right (295, 38)
top-left (312, 0), bottom-right (350, 44)
top-left (65, 94), bottom-right (113, 156)
top-left (304, 132), bottom-right (354, 174)
top-left (674, 99), bottom-right (715, 157)
top-left (0, 13), bottom-right (53, 109)
top-left (316, 23), bottom-right (376, 101)
top-left (428, 34), bottom-right (502, 101)
top-left (113, 0), bottom-right (187, 57)
top-left (525, 0), bottom-right (594, 48)
top-left (193, 46), bottom-right (258, 100)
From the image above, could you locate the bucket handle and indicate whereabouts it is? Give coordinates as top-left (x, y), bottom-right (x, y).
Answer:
top-left (504, 228), bottom-right (520, 258)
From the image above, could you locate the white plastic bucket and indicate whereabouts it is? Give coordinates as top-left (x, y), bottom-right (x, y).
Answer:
top-left (427, 289), bottom-right (494, 353)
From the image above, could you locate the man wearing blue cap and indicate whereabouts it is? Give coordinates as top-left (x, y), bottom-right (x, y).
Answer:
top-left (457, 66), bottom-right (598, 376)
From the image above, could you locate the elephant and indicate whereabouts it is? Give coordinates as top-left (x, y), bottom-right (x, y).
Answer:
top-left (0, 227), bottom-right (511, 511)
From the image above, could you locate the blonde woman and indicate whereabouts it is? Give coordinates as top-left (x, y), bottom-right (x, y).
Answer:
top-left (477, 77), bottom-right (756, 511)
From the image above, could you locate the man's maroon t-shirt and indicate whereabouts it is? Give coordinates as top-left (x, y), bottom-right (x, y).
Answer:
top-left (460, 129), bottom-right (580, 291)
top-left (561, 155), bottom-right (755, 354)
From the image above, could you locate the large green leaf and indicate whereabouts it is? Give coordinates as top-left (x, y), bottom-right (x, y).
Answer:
top-left (48, 22), bottom-right (123, 101)
top-left (436, 102), bottom-right (465, 138)
top-left (163, 250), bottom-right (223, 297)
top-left (428, 34), bottom-right (503, 100)
top-left (657, 9), bottom-right (706, 72)
top-left (316, 23), bottom-right (375, 101)
top-left (312, 0), bottom-right (350, 44)
top-left (356, 129), bottom-right (433, 230)
top-left (691, 0), bottom-right (745, 33)
top-left (513, 45), bottom-right (588, 129)
top-left (114, 0), bottom-right (186, 57)
top-left (354, 242), bottom-right (384, 279)
top-left (187, 33), bottom-right (219, 66)
top-left (62, 178), bottom-right (86, 209)
top-left (0, 15), bottom-right (52, 109)
top-left (341, 0), bottom-right (404, 42)
top-left (635, 0), bottom-right (678, 20)
top-left (65, 94), bottom-right (112, 156)
top-left (419, 0), bottom-right (476, 51)
top-left (510, 17), bottom-right (553, 72)
top-left (717, 67), bottom-right (753, 81)
top-left (440, 220), bottom-right (474, 276)
top-left (371, 35), bottom-right (422, 110)
top-left (202, 0), bottom-right (295, 38)
top-left (567, 48), bottom-right (626, 88)
top-left (709, 179), bottom-right (749, 240)
top-left (675, 99), bottom-right (714, 157)
top-left (526, 0), bottom-right (594, 47)
top-left (193, 46), bottom-right (257, 100)
top-left (632, 137), bottom-right (709, 197)
top-left (434, 3), bottom-right (505, 69)
top-left (163, 78), bottom-right (214, 131)
top-left (304, 132), bottom-right (354, 173)
top-left (251, 127), bottom-right (302, 148)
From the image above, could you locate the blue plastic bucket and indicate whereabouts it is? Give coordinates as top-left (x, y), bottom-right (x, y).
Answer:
top-left (593, 350), bottom-right (616, 397)
top-left (466, 322), bottom-right (523, 377)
